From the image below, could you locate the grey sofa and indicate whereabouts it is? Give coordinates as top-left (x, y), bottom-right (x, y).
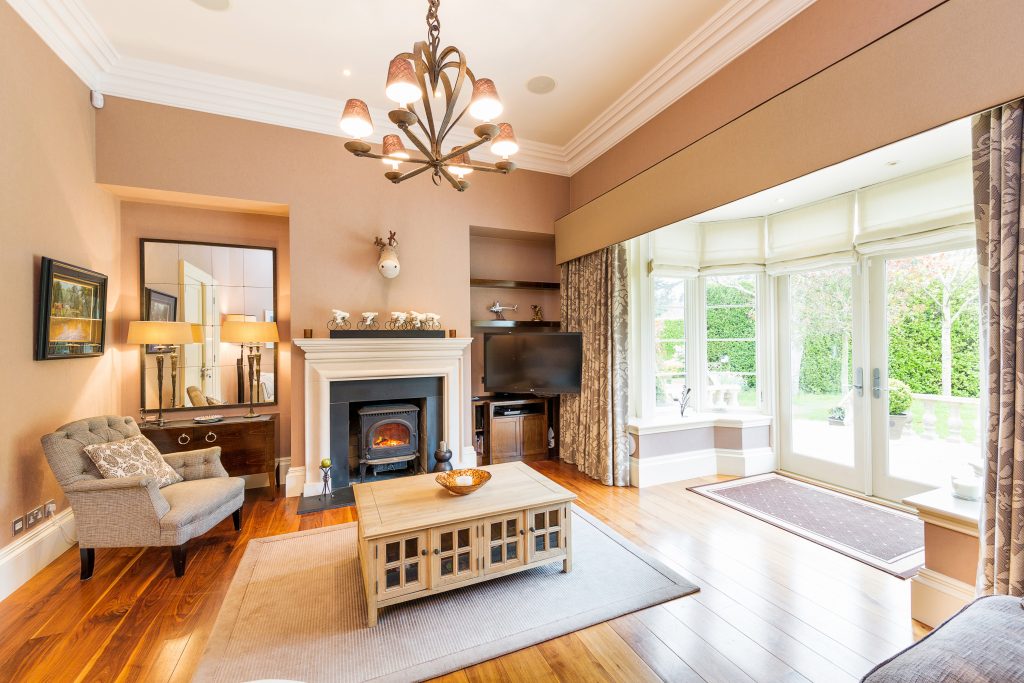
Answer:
top-left (41, 416), bottom-right (245, 579)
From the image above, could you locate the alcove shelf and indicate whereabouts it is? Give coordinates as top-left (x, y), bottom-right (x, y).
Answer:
top-left (469, 278), bottom-right (559, 290)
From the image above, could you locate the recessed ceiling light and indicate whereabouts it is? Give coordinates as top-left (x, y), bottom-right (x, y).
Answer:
top-left (343, 69), bottom-right (352, 77)
top-left (526, 76), bottom-right (556, 95)
top-left (886, 160), bottom-right (900, 166)
top-left (190, 0), bottom-right (230, 10)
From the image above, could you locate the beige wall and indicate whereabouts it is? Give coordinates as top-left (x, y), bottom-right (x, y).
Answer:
top-left (0, 3), bottom-right (121, 545)
top-left (568, 0), bottom-right (944, 211)
top-left (117, 202), bottom-right (291, 461)
top-left (94, 99), bottom-right (569, 472)
top-left (557, 0), bottom-right (1024, 263)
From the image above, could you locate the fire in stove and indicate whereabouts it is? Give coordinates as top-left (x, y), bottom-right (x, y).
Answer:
top-left (373, 423), bottom-right (410, 448)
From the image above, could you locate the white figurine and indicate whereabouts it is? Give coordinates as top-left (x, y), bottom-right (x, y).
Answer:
top-left (424, 312), bottom-right (441, 328)
top-left (390, 311), bottom-right (408, 326)
top-left (331, 309), bottom-right (349, 325)
top-left (408, 310), bottom-right (426, 328)
top-left (361, 311), bottom-right (378, 325)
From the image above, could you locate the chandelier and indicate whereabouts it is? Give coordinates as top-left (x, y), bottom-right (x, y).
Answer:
top-left (338, 0), bottom-right (519, 192)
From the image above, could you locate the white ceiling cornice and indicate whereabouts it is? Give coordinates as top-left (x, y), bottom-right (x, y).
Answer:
top-left (9, 0), bottom-right (814, 178)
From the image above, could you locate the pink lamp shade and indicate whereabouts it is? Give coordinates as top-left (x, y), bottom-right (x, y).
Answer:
top-left (468, 78), bottom-right (503, 121)
top-left (381, 134), bottom-right (409, 161)
top-left (339, 98), bottom-right (373, 139)
top-left (490, 122), bottom-right (519, 158)
top-left (385, 57), bottom-right (421, 106)
top-left (447, 146), bottom-right (473, 178)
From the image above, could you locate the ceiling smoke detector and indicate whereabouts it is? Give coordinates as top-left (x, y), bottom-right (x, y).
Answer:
top-left (526, 76), bottom-right (557, 95)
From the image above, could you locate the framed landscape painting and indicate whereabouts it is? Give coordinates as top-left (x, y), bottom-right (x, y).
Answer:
top-left (35, 257), bottom-right (108, 360)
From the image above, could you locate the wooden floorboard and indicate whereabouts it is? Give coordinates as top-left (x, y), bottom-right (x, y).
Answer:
top-left (0, 462), bottom-right (928, 682)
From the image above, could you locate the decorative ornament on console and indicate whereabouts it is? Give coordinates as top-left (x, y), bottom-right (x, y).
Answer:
top-left (328, 309), bottom-right (351, 330)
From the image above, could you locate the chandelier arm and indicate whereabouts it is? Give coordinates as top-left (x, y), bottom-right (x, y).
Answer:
top-left (461, 163), bottom-right (511, 174)
top-left (348, 149), bottom-right (432, 167)
top-left (435, 134), bottom-right (490, 163)
top-left (398, 124), bottom-right (435, 162)
top-left (410, 42), bottom-right (438, 148)
top-left (392, 163), bottom-right (436, 184)
top-left (436, 164), bottom-right (466, 191)
top-left (435, 50), bottom-right (467, 146)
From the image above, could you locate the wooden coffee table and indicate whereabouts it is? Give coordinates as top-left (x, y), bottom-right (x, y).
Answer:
top-left (353, 462), bottom-right (577, 626)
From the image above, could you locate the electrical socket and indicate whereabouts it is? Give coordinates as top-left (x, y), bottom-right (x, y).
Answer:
top-left (11, 517), bottom-right (24, 535)
top-left (25, 505), bottom-right (44, 529)
top-left (44, 500), bottom-right (57, 518)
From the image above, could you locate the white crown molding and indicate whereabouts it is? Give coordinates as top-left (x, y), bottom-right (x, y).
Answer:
top-left (8, 0), bottom-right (814, 178)
top-left (562, 0), bottom-right (817, 175)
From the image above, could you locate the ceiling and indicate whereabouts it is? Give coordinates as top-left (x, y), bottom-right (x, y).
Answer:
top-left (689, 117), bottom-right (972, 222)
top-left (11, 0), bottom-right (816, 174)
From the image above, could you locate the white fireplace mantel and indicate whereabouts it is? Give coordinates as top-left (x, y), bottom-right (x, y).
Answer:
top-left (289, 336), bottom-right (474, 497)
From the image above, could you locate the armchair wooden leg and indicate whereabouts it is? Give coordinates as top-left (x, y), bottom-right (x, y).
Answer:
top-left (170, 545), bottom-right (187, 578)
top-left (79, 547), bottom-right (95, 581)
top-left (232, 505), bottom-right (243, 532)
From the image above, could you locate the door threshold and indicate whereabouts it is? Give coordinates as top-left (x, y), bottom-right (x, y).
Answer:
top-left (775, 470), bottom-right (916, 514)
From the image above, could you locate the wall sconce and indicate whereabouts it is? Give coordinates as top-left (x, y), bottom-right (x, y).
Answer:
top-left (375, 230), bottom-right (400, 279)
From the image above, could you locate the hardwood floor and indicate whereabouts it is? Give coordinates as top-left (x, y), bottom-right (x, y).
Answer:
top-left (0, 461), bottom-right (928, 682)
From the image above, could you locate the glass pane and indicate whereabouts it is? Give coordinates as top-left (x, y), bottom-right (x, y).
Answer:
top-left (548, 509), bottom-right (559, 527)
top-left (457, 528), bottom-right (470, 548)
top-left (885, 249), bottom-right (981, 488)
top-left (506, 540), bottom-right (518, 559)
top-left (371, 421), bottom-right (410, 448)
top-left (788, 268), bottom-right (855, 466)
top-left (404, 537), bottom-right (418, 558)
top-left (405, 562), bottom-right (419, 584)
top-left (654, 275), bottom-right (688, 408)
top-left (440, 556), bottom-right (454, 576)
top-left (440, 531), bottom-right (453, 553)
top-left (385, 541), bottom-right (400, 564)
top-left (490, 522), bottom-right (502, 542)
top-left (490, 545), bottom-right (503, 564)
top-left (534, 512), bottom-right (546, 530)
top-left (549, 531), bottom-right (560, 548)
top-left (385, 566), bottom-right (400, 589)
top-left (535, 534), bottom-right (546, 552)
top-left (506, 518), bottom-right (517, 537)
top-left (705, 273), bottom-right (758, 410)
top-left (457, 552), bottom-right (471, 572)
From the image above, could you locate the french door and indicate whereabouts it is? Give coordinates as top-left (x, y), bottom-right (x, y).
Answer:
top-left (778, 244), bottom-right (982, 502)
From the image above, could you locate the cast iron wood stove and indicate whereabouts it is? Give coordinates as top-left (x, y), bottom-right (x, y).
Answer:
top-left (358, 403), bottom-right (420, 481)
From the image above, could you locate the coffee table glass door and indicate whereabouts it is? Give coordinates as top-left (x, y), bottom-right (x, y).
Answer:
top-left (484, 512), bottom-right (526, 575)
top-left (375, 531), bottom-right (429, 600)
top-left (431, 521), bottom-right (481, 588)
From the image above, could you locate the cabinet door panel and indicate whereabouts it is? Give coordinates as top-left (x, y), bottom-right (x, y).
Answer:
top-left (527, 504), bottom-right (567, 563)
top-left (483, 512), bottom-right (526, 575)
top-left (431, 521), bottom-right (482, 588)
top-left (375, 531), bottom-right (429, 600)
top-left (521, 414), bottom-right (548, 460)
top-left (490, 418), bottom-right (520, 463)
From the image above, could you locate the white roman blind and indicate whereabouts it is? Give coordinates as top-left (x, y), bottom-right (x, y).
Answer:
top-left (766, 193), bottom-right (855, 265)
top-left (700, 218), bottom-right (764, 268)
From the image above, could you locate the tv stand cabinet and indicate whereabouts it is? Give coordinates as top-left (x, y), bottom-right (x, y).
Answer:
top-left (474, 397), bottom-right (551, 465)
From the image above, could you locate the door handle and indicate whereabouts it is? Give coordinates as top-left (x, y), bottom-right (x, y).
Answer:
top-left (853, 368), bottom-right (864, 397)
top-left (872, 368), bottom-right (882, 399)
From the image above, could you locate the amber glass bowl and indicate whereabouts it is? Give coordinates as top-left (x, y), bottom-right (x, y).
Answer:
top-left (436, 468), bottom-right (492, 496)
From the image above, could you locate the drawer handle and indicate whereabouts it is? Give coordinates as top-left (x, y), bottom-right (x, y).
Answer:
top-left (204, 432), bottom-right (218, 443)
top-left (421, 549), bottom-right (427, 557)
top-left (433, 548), bottom-right (440, 555)
top-left (519, 529), bottom-right (525, 536)
top-left (529, 527), bottom-right (535, 533)
top-left (177, 434), bottom-right (191, 446)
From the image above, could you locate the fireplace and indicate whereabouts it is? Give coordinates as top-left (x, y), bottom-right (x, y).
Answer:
top-left (358, 403), bottom-right (420, 480)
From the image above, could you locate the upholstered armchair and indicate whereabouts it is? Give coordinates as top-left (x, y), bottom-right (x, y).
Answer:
top-left (40, 416), bottom-right (245, 579)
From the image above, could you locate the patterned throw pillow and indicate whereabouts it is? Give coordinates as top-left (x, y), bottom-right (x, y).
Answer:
top-left (83, 434), bottom-right (183, 488)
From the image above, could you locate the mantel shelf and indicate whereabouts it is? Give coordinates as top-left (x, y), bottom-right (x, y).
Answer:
top-left (472, 320), bottom-right (561, 328)
top-left (469, 278), bottom-right (560, 290)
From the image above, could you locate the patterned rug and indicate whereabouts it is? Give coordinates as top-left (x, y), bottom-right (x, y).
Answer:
top-left (690, 473), bottom-right (924, 578)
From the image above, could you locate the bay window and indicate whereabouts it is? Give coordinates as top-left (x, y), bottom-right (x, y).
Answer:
top-left (704, 273), bottom-right (760, 410)
top-left (653, 276), bottom-right (688, 408)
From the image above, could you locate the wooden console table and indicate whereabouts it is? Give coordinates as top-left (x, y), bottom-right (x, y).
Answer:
top-left (354, 462), bottom-right (576, 626)
top-left (141, 414), bottom-right (278, 497)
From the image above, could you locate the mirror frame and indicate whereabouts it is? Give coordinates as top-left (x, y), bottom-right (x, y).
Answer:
top-left (138, 237), bottom-right (279, 414)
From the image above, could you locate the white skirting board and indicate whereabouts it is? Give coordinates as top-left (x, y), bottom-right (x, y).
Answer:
top-left (0, 509), bottom-right (76, 602)
top-left (911, 567), bottom-right (975, 628)
top-left (630, 447), bottom-right (777, 487)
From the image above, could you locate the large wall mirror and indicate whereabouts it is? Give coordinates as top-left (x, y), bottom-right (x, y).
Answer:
top-left (140, 239), bottom-right (277, 412)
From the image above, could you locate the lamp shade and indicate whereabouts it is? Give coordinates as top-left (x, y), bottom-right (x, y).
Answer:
top-left (447, 146), bottom-right (473, 178)
top-left (384, 57), bottom-right (421, 106)
top-left (221, 320), bottom-right (279, 344)
top-left (381, 134), bottom-right (409, 162)
top-left (339, 98), bottom-right (373, 139)
top-left (490, 122), bottom-right (519, 158)
top-left (190, 323), bottom-right (205, 343)
top-left (126, 321), bottom-right (196, 346)
top-left (468, 78), bottom-right (502, 122)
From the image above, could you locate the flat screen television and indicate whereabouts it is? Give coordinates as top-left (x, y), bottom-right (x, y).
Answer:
top-left (484, 332), bottom-right (583, 395)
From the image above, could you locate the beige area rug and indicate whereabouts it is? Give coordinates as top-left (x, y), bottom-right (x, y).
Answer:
top-left (194, 508), bottom-right (698, 683)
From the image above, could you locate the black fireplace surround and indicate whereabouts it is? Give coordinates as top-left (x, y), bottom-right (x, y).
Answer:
top-left (329, 377), bottom-right (444, 490)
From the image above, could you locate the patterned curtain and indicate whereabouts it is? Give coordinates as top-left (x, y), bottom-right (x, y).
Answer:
top-left (559, 244), bottom-right (630, 486)
top-left (973, 99), bottom-right (1024, 597)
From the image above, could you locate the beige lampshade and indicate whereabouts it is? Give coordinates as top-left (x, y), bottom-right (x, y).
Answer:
top-left (339, 98), bottom-right (373, 139)
top-left (468, 78), bottom-right (502, 121)
top-left (384, 57), bottom-right (421, 106)
top-left (447, 146), bottom-right (473, 178)
top-left (221, 320), bottom-right (280, 344)
top-left (126, 321), bottom-right (197, 346)
top-left (490, 122), bottom-right (519, 158)
top-left (190, 323), bottom-right (204, 343)
top-left (381, 134), bottom-right (409, 163)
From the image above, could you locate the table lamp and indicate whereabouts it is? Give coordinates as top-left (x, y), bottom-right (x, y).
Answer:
top-left (221, 320), bottom-right (279, 418)
top-left (127, 321), bottom-right (197, 426)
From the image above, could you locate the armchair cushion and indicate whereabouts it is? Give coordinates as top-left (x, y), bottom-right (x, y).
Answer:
top-left (163, 446), bottom-right (229, 481)
top-left (160, 477), bottom-right (245, 546)
top-left (83, 434), bottom-right (182, 488)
